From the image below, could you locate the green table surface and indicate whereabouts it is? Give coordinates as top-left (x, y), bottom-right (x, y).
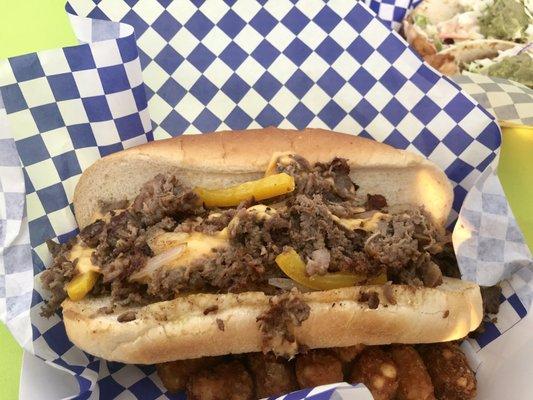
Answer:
top-left (0, 2), bottom-right (531, 400)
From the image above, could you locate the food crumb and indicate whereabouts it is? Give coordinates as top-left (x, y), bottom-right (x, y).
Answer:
top-left (216, 318), bottom-right (225, 331)
top-left (117, 311), bottom-right (137, 323)
top-left (203, 305), bottom-right (218, 315)
top-left (358, 291), bottom-right (380, 309)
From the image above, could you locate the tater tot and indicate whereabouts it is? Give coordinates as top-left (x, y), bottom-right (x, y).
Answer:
top-left (390, 345), bottom-right (436, 400)
top-left (333, 345), bottom-right (366, 363)
top-left (248, 353), bottom-right (297, 398)
top-left (295, 350), bottom-right (344, 388)
top-left (349, 347), bottom-right (399, 400)
top-left (187, 360), bottom-right (254, 400)
top-left (156, 357), bottom-right (218, 392)
top-left (418, 343), bottom-right (476, 400)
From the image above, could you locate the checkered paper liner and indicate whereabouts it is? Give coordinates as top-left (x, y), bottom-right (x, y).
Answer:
top-left (0, 0), bottom-right (530, 399)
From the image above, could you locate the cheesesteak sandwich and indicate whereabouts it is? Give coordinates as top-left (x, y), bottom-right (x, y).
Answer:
top-left (41, 128), bottom-right (482, 373)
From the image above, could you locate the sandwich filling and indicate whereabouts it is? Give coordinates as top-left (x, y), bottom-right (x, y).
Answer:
top-left (41, 154), bottom-right (453, 354)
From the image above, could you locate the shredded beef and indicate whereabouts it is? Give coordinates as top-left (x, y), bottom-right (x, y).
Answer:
top-left (46, 239), bottom-right (62, 257)
top-left (148, 245), bottom-right (270, 300)
top-left (480, 285), bottom-right (502, 315)
top-left (421, 261), bottom-right (443, 287)
top-left (366, 194), bottom-right (387, 210)
top-left (256, 289), bottom-right (310, 357)
top-left (79, 219), bottom-right (105, 247)
top-left (364, 208), bottom-right (444, 286)
top-left (40, 239), bottom-right (77, 317)
top-left (432, 243), bottom-right (461, 279)
top-left (132, 174), bottom-right (202, 226)
top-left (194, 209), bottom-right (237, 234)
top-left (470, 286), bottom-right (503, 339)
top-left (277, 156), bottom-right (358, 202)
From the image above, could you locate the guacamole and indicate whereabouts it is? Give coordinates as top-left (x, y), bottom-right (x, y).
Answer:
top-left (487, 53), bottom-right (533, 87)
top-left (479, 0), bottom-right (530, 41)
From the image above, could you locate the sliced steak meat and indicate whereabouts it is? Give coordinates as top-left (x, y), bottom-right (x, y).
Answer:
top-left (194, 209), bottom-right (238, 235)
top-left (366, 194), bottom-right (387, 210)
top-left (40, 255), bottom-right (77, 317)
top-left (132, 174), bottom-right (203, 226)
top-left (256, 289), bottom-right (311, 357)
top-left (79, 219), bottom-right (105, 247)
top-left (480, 285), bottom-right (502, 315)
top-left (277, 156), bottom-right (358, 202)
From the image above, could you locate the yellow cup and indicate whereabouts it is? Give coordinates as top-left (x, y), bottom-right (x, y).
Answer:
top-left (498, 122), bottom-right (533, 250)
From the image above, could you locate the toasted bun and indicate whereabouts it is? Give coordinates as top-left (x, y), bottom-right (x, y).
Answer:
top-left (62, 277), bottom-right (482, 364)
top-left (74, 128), bottom-right (453, 229)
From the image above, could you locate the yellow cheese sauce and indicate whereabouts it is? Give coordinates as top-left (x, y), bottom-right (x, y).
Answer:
top-left (68, 243), bottom-right (99, 274)
top-left (264, 152), bottom-right (294, 176)
top-left (150, 229), bottom-right (230, 269)
top-left (333, 212), bottom-right (390, 232)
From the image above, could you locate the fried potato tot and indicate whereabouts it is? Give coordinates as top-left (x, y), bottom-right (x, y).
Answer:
top-left (418, 343), bottom-right (476, 400)
top-left (390, 345), bottom-right (435, 400)
top-left (156, 357), bottom-right (218, 392)
top-left (295, 350), bottom-right (343, 388)
top-left (186, 360), bottom-right (254, 400)
top-left (350, 347), bottom-right (398, 400)
top-left (247, 353), bottom-right (297, 398)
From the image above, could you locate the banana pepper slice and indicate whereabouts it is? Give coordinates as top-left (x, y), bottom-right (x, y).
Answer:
top-left (195, 173), bottom-right (295, 207)
top-left (275, 248), bottom-right (386, 290)
top-left (66, 270), bottom-right (99, 301)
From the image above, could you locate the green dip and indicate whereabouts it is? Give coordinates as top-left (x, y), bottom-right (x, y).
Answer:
top-left (479, 0), bottom-right (530, 41)
top-left (487, 53), bottom-right (533, 88)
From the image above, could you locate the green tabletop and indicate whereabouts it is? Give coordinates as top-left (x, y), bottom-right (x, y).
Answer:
top-left (0, 2), bottom-right (76, 399)
top-left (0, 2), bottom-right (531, 400)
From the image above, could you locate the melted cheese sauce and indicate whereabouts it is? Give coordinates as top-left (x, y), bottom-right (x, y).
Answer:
top-left (246, 204), bottom-right (277, 219)
top-left (68, 243), bottom-right (99, 274)
top-left (151, 229), bottom-right (229, 269)
top-left (265, 152), bottom-right (294, 176)
top-left (334, 212), bottom-right (390, 232)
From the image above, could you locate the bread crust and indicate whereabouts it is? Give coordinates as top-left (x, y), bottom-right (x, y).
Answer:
top-left (74, 128), bottom-right (453, 228)
top-left (62, 278), bottom-right (482, 364)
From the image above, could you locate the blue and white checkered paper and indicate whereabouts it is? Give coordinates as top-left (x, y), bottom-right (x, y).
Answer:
top-left (0, 1), bottom-right (531, 399)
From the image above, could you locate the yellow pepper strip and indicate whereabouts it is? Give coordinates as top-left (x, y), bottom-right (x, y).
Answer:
top-left (66, 270), bottom-right (99, 301)
top-left (195, 173), bottom-right (295, 208)
top-left (275, 248), bottom-right (386, 291)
